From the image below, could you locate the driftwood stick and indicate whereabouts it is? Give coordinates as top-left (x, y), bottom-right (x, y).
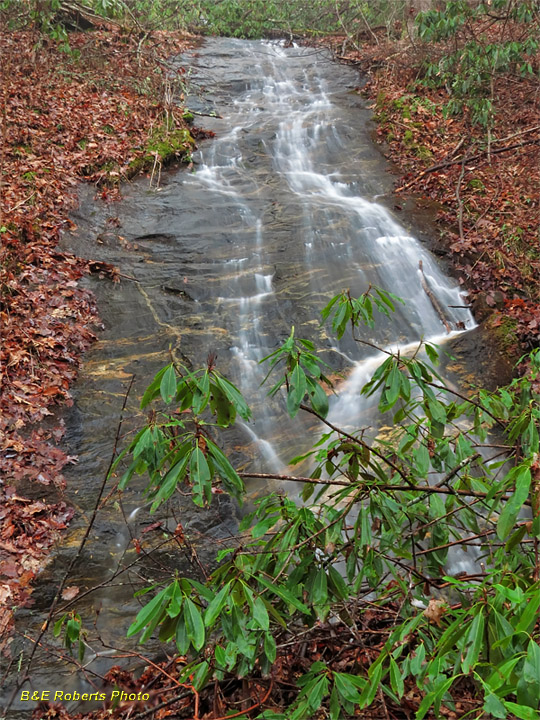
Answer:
top-left (419, 260), bottom-right (452, 334)
top-left (190, 109), bottom-right (223, 119)
top-left (7, 191), bottom-right (36, 213)
top-left (490, 124), bottom-right (540, 144)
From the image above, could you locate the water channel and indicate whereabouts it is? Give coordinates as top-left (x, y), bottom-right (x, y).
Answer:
top-left (5, 38), bottom-right (502, 715)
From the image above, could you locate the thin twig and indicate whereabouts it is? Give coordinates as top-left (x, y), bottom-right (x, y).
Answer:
top-left (239, 471), bottom-right (526, 504)
top-left (456, 156), bottom-right (466, 241)
top-left (433, 453), bottom-right (481, 488)
top-left (414, 528), bottom-right (499, 557)
top-left (130, 690), bottom-right (192, 720)
top-left (299, 402), bottom-right (416, 488)
top-left (239, 471), bottom-right (349, 487)
top-left (7, 191), bottom-right (36, 213)
top-left (490, 124), bottom-right (540, 144)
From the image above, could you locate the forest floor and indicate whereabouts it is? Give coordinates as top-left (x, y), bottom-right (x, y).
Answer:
top-left (0, 27), bottom-right (200, 647)
top-left (327, 30), bottom-right (540, 361)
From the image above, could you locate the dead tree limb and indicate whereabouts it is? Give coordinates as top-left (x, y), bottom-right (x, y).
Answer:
top-left (419, 260), bottom-right (452, 334)
top-left (456, 157), bottom-right (466, 241)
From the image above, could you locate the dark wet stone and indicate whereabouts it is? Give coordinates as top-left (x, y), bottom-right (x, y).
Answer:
top-left (161, 283), bottom-right (194, 300)
top-left (133, 233), bottom-right (177, 243)
top-left (446, 324), bottom-right (514, 389)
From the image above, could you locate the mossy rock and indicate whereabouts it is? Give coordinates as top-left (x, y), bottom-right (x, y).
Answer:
top-left (146, 126), bottom-right (194, 160)
top-left (126, 124), bottom-right (195, 180)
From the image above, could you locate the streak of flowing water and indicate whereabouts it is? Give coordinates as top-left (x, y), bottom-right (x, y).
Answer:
top-left (178, 40), bottom-right (474, 454)
top-left (4, 38), bottom-right (484, 713)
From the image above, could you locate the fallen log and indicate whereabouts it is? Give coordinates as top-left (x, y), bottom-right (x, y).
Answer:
top-left (419, 260), bottom-right (452, 334)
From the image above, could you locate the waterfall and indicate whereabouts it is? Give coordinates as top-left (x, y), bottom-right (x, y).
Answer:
top-left (180, 39), bottom-right (474, 464)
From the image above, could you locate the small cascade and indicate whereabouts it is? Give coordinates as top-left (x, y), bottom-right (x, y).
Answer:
top-left (240, 422), bottom-right (284, 474)
top-left (327, 331), bottom-right (466, 432)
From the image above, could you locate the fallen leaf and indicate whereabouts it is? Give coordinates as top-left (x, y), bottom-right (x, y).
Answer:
top-left (61, 586), bottom-right (80, 601)
top-left (423, 598), bottom-right (446, 626)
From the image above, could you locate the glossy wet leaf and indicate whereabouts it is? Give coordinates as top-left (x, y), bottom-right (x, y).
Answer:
top-left (141, 366), bottom-right (168, 409)
top-left (252, 596), bottom-right (270, 630)
top-left (256, 574), bottom-right (310, 614)
top-left (184, 597), bottom-right (205, 651)
top-left (264, 632), bottom-right (276, 663)
top-left (334, 673), bottom-right (363, 703)
top-left (210, 384), bottom-right (236, 426)
top-left (212, 374), bottom-right (251, 420)
top-left (206, 438), bottom-right (244, 496)
top-left (497, 465), bottom-right (531, 539)
top-left (205, 583), bottom-right (230, 627)
top-left (310, 381), bottom-right (329, 418)
top-left (175, 613), bottom-right (190, 655)
top-left (160, 364), bottom-right (177, 404)
top-left (127, 585), bottom-right (171, 638)
top-left (190, 445), bottom-right (212, 507)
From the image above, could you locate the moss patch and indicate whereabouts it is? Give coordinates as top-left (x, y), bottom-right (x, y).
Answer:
top-left (415, 145), bottom-right (433, 161)
top-left (126, 124), bottom-right (195, 181)
top-left (486, 314), bottom-right (521, 362)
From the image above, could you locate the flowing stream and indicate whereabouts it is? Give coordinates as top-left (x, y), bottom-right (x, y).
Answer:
top-left (5, 38), bottom-right (491, 714)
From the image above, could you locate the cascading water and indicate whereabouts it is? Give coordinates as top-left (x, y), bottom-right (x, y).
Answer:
top-left (180, 40), bottom-right (474, 455)
top-left (4, 38), bottom-right (483, 713)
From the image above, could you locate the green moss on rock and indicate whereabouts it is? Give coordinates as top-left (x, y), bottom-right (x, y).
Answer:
top-left (125, 124), bottom-right (195, 180)
top-left (486, 314), bottom-right (521, 363)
